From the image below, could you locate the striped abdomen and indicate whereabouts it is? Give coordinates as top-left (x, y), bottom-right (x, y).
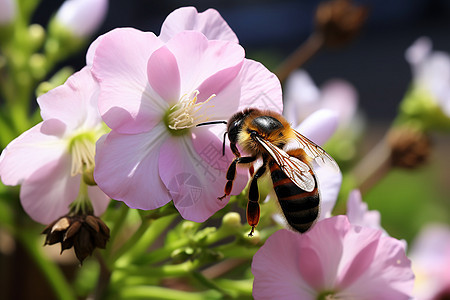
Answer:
top-left (269, 160), bottom-right (319, 233)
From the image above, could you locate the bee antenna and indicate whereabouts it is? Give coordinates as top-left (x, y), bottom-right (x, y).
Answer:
top-left (194, 121), bottom-right (228, 156)
top-left (196, 121), bottom-right (227, 127)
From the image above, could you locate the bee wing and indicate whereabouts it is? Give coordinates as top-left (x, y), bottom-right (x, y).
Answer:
top-left (253, 135), bottom-right (315, 192)
top-left (291, 130), bottom-right (340, 172)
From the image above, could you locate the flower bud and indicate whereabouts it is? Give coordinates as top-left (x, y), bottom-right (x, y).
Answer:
top-left (315, 0), bottom-right (368, 47)
top-left (28, 24), bottom-right (45, 50)
top-left (171, 247), bottom-right (194, 263)
top-left (54, 0), bottom-right (108, 38)
top-left (29, 53), bottom-right (46, 80)
top-left (387, 126), bottom-right (431, 169)
top-left (222, 212), bottom-right (242, 229)
top-left (243, 230), bottom-right (260, 245)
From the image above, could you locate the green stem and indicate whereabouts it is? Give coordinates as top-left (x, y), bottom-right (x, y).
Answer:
top-left (112, 260), bottom-right (202, 287)
top-left (18, 230), bottom-right (76, 300)
top-left (214, 278), bottom-right (253, 298)
top-left (274, 32), bottom-right (324, 83)
top-left (351, 136), bottom-right (392, 194)
top-left (114, 214), bottom-right (177, 266)
top-left (191, 271), bottom-right (236, 298)
top-left (104, 203), bottom-right (129, 258)
top-left (118, 286), bottom-right (221, 300)
top-left (109, 217), bottom-right (152, 263)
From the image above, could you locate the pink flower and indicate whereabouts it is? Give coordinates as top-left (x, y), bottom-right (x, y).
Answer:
top-left (252, 216), bottom-right (414, 300)
top-left (55, 0), bottom-right (108, 38)
top-left (409, 224), bottom-right (450, 300)
top-left (405, 37), bottom-right (450, 117)
top-left (284, 70), bottom-right (359, 130)
top-left (91, 8), bottom-right (282, 222)
top-left (0, 67), bottom-right (110, 224)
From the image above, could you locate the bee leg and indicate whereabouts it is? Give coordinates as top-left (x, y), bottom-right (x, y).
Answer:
top-left (218, 155), bottom-right (256, 200)
top-left (246, 164), bottom-right (266, 237)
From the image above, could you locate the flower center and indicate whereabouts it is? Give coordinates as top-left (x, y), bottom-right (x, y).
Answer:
top-left (68, 131), bottom-right (97, 177)
top-left (317, 291), bottom-right (339, 300)
top-left (164, 90), bottom-right (216, 135)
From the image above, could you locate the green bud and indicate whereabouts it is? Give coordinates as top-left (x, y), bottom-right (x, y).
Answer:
top-left (45, 19), bottom-right (85, 62)
top-left (181, 221), bottom-right (197, 234)
top-left (222, 212), bottom-right (242, 229)
top-left (28, 24), bottom-right (45, 51)
top-left (29, 53), bottom-right (47, 80)
top-left (242, 230), bottom-right (260, 245)
top-left (171, 247), bottom-right (195, 263)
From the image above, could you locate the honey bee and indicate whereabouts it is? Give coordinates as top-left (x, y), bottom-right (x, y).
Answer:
top-left (215, 108), bottom-right (339, 236)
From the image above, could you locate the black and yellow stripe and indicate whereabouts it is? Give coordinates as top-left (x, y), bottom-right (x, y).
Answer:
top-left (269, 161), bottom-right (319, 233)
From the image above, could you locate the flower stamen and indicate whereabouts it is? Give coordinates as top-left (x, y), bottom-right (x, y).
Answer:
top-left (68, 132), bottom-right (96, 177)
top-left (167, 90), bottom-right (216, 130)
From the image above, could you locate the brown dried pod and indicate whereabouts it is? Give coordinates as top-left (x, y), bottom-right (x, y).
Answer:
top-left (42, 214), bottom-right (110, 264)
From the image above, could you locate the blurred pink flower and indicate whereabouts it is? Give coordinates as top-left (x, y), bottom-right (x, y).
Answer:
top-left (284, 70), bottom-right (359, 129)
top-left (406, 37), bottom-right (450, 117)
top-left (0, 67), bottom-right (110, 224)
top-left (55, 0), bottom-right (108, 38)
top-left (252, 215), bottom-right (414, 300)
top-left (409, 224), bottom-right (450, 300)
top-left (91, 8), bottom-right (282, 222)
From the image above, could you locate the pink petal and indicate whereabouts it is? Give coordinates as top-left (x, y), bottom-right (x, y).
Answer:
top-left (405, 36), bottom-right (432, 66)
top-left (252, 229), bottom-right (316, 300)
top-left (94, 126), bottom-right (172, 210)
top-left (38, 67), bottom-right (101, 131)
top-left (159, 7), bottom-right (238, 43)
top-left (147, 46), bottom-right (180, 104)
top-left (191, 126), bottom-right (248, 188)
top-left (88, 185), bottom-right (110, 216)
top-left (320, 80), bottom-right (358, 126)
top-left (165, 31), bottom-right (244, 96)
top-left (295, 109), bottom-right (339, 146)
top-left (40, 119), bottom-right (67, 137)
top-left (336, 228), bottom-right (382, 288)
top-left (92, 28), bottom-right (166, 134)
top-left (315, 165), bottom-right (341, 220)
top-left (346, 189), bottom-right (382, 230)
top-left (204, 58), bottom-right (284, 122)
top-left (235, 59), bottom-right (283, 114)
top-left (86, 33), bottom-right (103, 66)
top-left (20, 155), bottom-right (78, 224)
top-left (158, 136), bottom-right (241, 222)
top-left (0, 123), bottom-right (66, 186)
top-left (339, 233), bottom-right (414, 299)
top-left (195, 59), bottom-right (243, 103)
top-left (284, 70), bottom-right (320, 125)
top-left (297, 217), bottom-right (347, 289)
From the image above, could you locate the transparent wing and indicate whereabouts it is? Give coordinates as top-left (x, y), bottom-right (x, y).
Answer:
top-left (291, 130), bottom-right (340, 172)
top-left (253, 135), bottom-right (315, 192)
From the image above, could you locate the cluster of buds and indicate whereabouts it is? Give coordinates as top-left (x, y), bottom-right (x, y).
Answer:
top-left (388, 126), bottom-right (431, 169)
top-left (315, 0), bottom-right (368, 47)
top-left (42, 214), bottom-right (110, 264)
